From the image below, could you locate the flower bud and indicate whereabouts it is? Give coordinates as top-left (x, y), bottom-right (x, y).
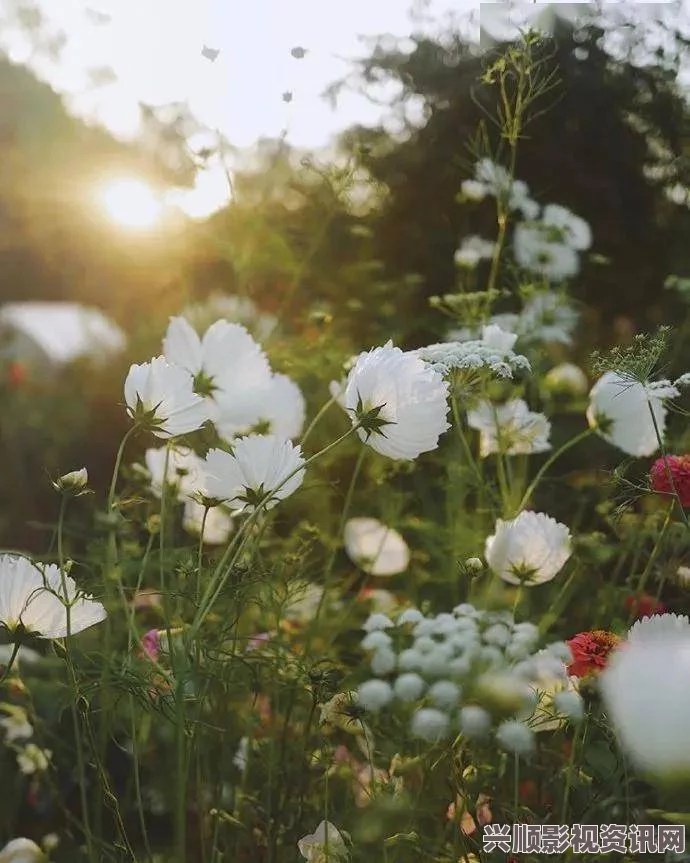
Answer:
top-left (52, 467), bottom-right (90, 497)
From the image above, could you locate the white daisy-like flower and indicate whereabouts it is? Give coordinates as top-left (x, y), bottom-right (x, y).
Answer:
top-left (485, 511), bottom-right (572, 586)
top-left (467, 399), bottom-right (551, 458)
top-left (203, 434), bottom-right (305, 512)
top-left (519, 293), bottom-right (579, 346)
top-left (513, 223), bottom-right (580, 282)
top-left (600, 631), bottom-right (690, 782)
top-left (544, 363), bottom-right (589, 396)
top-left (163, 317), bottom-right (274, 437)
top-left (124, 356), bottom-right (209, 438)
top-left (344, 518), bottom-right (410, 577)
top-left (454, 236), bottom-right (496, 268)
top-left (250, 373), bottom-right (306, 439)
top-left (341, 341), bottom-right (450, 461)
top-left (182, 500), bottom-right (234, 545)
top-left (542, 204), bottom-right (592, 251)
top-left (586, 371), bottom-right (678, 457)
top-left (627, 612), bottom-right (690, 643)
top-left (144, 446), bottom-right (205, 500)
top-left (0, 555), bottom-right (106, 639)
top-left (298, 821), bottom-right (348, 862)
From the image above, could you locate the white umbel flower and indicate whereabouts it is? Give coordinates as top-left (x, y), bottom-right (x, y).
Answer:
top-left (467, 399), bottom-right (551, 458)
top-left (341, 341), bottom-right (450, 460)
top-left (542, 204), bottom-right (592, 251)
top-left (600, 632), bottom-right (690, 783)
top-left (454, 236), bottom-right (496, 268)
top-left (203, 434), bottom-right (305, 512)
top-left (0, 555), bottom-right (106, 639)
top-left (298, 821), bottom-right (348, 862)
top-left (514, 223), bottom-right (580, 282)
top-left (124, 356), bottom-right (209, 438)
top-left (163, 316), bottom-right (274, 436)
top-left (485, 511), bottom-right (572, 586)
top-left (344, 518), bottom-right (410, 577)
top-left (627, 613), bottom-right (690, 643)
top-left (587, 372), bottom-right (678, 457)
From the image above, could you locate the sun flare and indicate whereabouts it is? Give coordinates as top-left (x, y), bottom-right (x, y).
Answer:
top-left (99, 178), bottom-right (163, 229)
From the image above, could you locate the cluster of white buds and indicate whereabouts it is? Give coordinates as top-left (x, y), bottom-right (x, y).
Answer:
top-left (357, 604), bottom-right (581, 757)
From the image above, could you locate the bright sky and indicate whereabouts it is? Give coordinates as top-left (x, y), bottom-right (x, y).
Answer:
top-left (2, 0), bottom-right (685, 218)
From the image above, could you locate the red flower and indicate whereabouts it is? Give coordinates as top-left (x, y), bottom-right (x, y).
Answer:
top-left (650, 455), bottom-right (690, 507)
top-left (624, 593), bottom-right (667, 620)
top-left (566, 630), bottom-right (621, 678)
top-left (6, 362), bottom-right (27, 387)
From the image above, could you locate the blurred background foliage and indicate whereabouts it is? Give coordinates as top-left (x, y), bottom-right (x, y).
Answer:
top-left (2, 4), bottom-right (690, 550)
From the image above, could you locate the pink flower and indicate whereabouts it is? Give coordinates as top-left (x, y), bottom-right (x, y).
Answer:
top-left (140, 629), bottom-right (161, 661)
top-left (650, 454), bottom-right (690, 507)
top-left (246, 632), bottom-right (272, 651)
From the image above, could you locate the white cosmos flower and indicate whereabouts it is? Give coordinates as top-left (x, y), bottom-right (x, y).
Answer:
top-left (467, 399), bottom-right (551, 458)
top-left (251, 373), bottom-right (306, 439)
top-left (485, 511), bottom-right (572, 586)
top-left (298, 821), bottom-right (348, 862)
top-left (542, 204), bottom-right (592, 251)
top-left (163, 316), bottom-right (274, 437)
top-left (600, 631), bottom-right (690, 783)
top-left (586, 371), bottom-right (679, 457)
top-left (454, 236), bottom-right (496, 268)
top-left (124, 356), bottom-right (209, 438)
top-left (182, 500), bottom-right (234, 545)
top-left (0, 838), bottom-right (45, 863)
top-left (144, 446), bottom-right (205, 500)
top-left (627, 613), bottom-right (690, 643)
top-left (342, 341), bottom-right (450, 460)
top-left (203, 434), bottom-right (305, 512)
top-left (0, 555), bottom-right (106, 639)
top-left (344, 518), bottom-right (410, 577)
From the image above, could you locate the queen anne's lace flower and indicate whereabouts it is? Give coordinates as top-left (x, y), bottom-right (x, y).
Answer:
top-left (124, 357), bottom-right (209, 438)
top-left (542, 204), bottom-right (592, 251)
top-left (341, 341), bottom-right (450, 460)
top-left (204, 435), bottom-right (305, 512)
top-left (344, 518), bottom-right (410, 576)
top-left (467, 399), bottom-right (551, 458)
top-left (455, 236), bottom-right (496, 268)
top-left (416, 335), bottom-right (530, 379)
top-left (587, 372), bottom-right (678, 457)
top-left (514, 223), bottom-right (580, 282)
top-left (0, 555), bottom-right (106, 639)
top-left (485, 512), bottom-right (572, 586)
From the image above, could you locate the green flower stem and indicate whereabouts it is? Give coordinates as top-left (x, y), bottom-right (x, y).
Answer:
top-left (0, 639), bottom-right (22, 686)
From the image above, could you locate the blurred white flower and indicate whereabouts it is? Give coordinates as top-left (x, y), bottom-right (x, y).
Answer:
top-left (284, 583), bottom-right (326, 623)
top-left (485, 512), bottom-right (572, 586)
top-left (0, 555), bottom-right (106, 639)
top-left (467, 399), bottom-right (551, 458)
top-left (587, 371), bottom-right (678, 457)
top-left (0, 644), bottom-right (41, 666)
top-left (480, 324), bottom-right (518, 355)
top-left (298, 821), bottom-right (348, 862)
top-left (460, 178), bottom-right (489, 201)
top-left (344, 518), bottom-right (410, 577)
top-left (544, 362), bottom-right (589, 396)
top-left (519, 293), bottom-right (579, 345)
top-left (411, 707), bottom-right (450, 741)
top-left (204, 435), bottom-right (305, 512)
top-left (181, 292), bottom-right (277, 342)
top-left (600, 632), bottom-right (690, 783)
top-left (542, 204), bottom-right (592, 251)
top-left (496, 719), bottom-right (536, 756)
top-left (627, 612), bottom-right (690, 643)
top-left (342, 341), bottom-right (450, 460)
top-left (182, 500), bottom-right (234, 545)
top-left (357, 679), bottom-right (394, 711)
top-left (16, 743), bottom-right (51, 775)
top-left (455, 236), bottom-right (496, 268)
top-left (144, 446), bottom-right (204, 500)
top-left (514, 223), bottom-right (580, 282)
top-left (0, 712), bottom-right (33, 743)
top-left (394, 673), bottom-right (426, 702)
top-left (252, 373), bottom-right (306, 439)
top-left (233, 736), bottom-right (249, 771)
top-left (0, 838), bottom-right (45, 863)
top-left (359, 588), bottom-right (397, 613)
top-left (124, 356), bottom-right (209, 438)
top-left (458, 705), bottom-right (492, 738)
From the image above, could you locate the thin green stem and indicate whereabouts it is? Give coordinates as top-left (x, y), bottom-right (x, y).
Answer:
top-left (517, 427), bottom-right (595, 514)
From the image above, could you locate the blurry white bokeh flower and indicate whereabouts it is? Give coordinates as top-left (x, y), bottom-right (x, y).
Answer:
top-left (144, 446), bottom-right (205, 500)
top-left (182, 500), bottom-right (234, 545)
top-left (587, 371), bottom-right (678, 457)
top-left (455, 236), bottom-right (496, 268)
top-left (467, 399), bottom-right (551, 458)
top-left (514, 223), bottom-right (580, 282)
top-left (485, 512), bottom-right (572, 586)
top-left (298, 821), bottom-right (348, 862)
top-left (341, 341), bottom-right (450, 460)
top-left (600, 632), bottom-right (690, 783)
top-left (542, 204), bottom-right (592, 251)
top-left (16, 743), bottom-right (51, 775)
top-left (204, 435), bottom-right (305, 512)
top-left (544, 362), bottom-right (589, 396)
top-left (0, 837), bottom-right (45, 863)
top-left (344, 518), bottom-right (410, 577)
top-left (124, 356), bottom-right (209, 438)
top-left (0, 555), bottom-right (106, 639)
